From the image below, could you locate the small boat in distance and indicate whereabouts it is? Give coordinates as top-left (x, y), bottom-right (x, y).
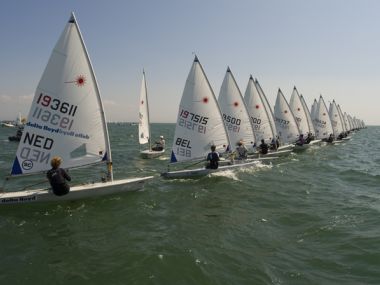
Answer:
top-left (0, 12), bottom-right (153, 205)
top-left (138, 71), bottom-right (165, 158)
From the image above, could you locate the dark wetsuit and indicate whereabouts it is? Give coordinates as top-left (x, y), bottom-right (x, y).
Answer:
top-left (47, 168), bottom-right (71, 196)
top-left (259, 142), bottom-right (269, 154)
top-left (206, 151), bottom-right (220, 169)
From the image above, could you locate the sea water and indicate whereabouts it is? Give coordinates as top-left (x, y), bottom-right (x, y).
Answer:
top-left (0, 124), bottom-right (379, 284)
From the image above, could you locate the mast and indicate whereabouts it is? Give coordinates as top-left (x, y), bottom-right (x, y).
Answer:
top-left (71, 12), bottom-right (113, 181)
top-left (195, 55), bottom-right (231, 149)
top-left (255, 78), bottom-right (277, 140)
top-left (143, 70), bottom-right (152, 150)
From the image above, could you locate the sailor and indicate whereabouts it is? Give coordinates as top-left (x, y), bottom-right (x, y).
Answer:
top-left (206, 145), bottom-right (220, 169)
top-left (236, 141), bottom-right (248, 159)
top-left (305, 133), bottom-right (312, 144)
top-left (258, 139), bottom-right (269, 155)
top-left (326, 133), bottom-right (334, 143)
top-left (296, 134), bottom-right (305, 146)
top-left (270, 138), bottom-right (277, 150)
top-left (152, 135), bottom-right (165, 151)
top-left (46, 156), bottom-right (71, 196)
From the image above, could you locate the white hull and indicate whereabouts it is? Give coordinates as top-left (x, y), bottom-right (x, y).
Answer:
top-left (293, 139), bottom-right (322, 151)
top-left (162, 159), bottom-right (271, 179)
top-left (1, 123), bottom-right (16, 128)
top-left (140, 149), bottom-right (165, 159)
top-left (342, 136), bottom-right (351, 141)
top-left (278, 144), bottom-right (295, 151)
top-left (248, 149), bottom-right (292, 158)
top-left (332, 140), bottom-right (344, 145)
top-left (0, 176), bottom-right (153, 205)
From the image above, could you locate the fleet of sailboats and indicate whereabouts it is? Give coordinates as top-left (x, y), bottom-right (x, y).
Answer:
top-left (0, 13), bottom-right (366, 201)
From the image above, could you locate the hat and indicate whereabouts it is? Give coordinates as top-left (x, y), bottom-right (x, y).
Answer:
top-left (160, 135), bottom-right (164, 139)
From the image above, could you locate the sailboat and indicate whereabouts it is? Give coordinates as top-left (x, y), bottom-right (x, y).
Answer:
top-left (313, 95), bottom-right (334, 142)
top-left (299, 94), bottom-right (316, 138)
top-left (289, 87), bottom-right (321, 149)
top-left (0, 13), bottom-right (153, 205)
top-left (138, 71), bottom-right (165, 158)
top-left (273, 89), bottom-right (300, 147)
top-left (244, 76), bottom-right (275, 144)
top-left (161, 56), bottom-right (264, 179)
top-left (328, 100), bottom-right (345, 143)
top-left (218, 67), bottom-right (256, 153)
top-left (243, 77), bottom-right (291, 156)
top-left (254, 78), bottom-right (278, 142)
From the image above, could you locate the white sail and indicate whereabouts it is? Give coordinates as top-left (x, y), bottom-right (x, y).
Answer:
top-left (289, 87), bottom-right (309, 135)
top-left (254, 79), bottom-right (277, 139)
top-left (138, 71), bottom-right (150, 145)
top-left (328, 100), bottom-right (344, 137)
top-left (310, 98), bottom-right (318, 122)
top-left (244, 76), bottom-right (275, 143)
top-left (313, 95), bottom-right (333, 139)
top-left (347, 115), bottom-right (354, 131)
top-left (218, 68), bottom-right (255, 150)
top-left (299, 94), bottom-right (316, 135)
top-left (11, 13), bottom-right (111, 177)
top-left (273, 89), bottom-right (300, 144)
top-left (170, 56), bottom-right (229, 163)
top-left (343, 112), bottom-right (351, 132)
top-left (337, 104), bottom-right (347, 133)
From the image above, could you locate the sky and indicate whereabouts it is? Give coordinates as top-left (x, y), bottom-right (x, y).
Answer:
top-left (0, 0), bottom-right (379, 125)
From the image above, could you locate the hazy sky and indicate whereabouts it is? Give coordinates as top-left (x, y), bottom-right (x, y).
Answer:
top-left (0, 0), bottom-right (379, 125)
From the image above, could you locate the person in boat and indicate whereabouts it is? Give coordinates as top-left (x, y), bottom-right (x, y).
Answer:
top-left (305, 133), bottom-right (312, 144)
top-left (270, 138), bottom-right (278, 150)
top-left (258, 139), bottom-right (269, 155)
top-left (46, 156), bottom-right (71, 196)
top-left (275, 136), bottom-right (280, 149)
top-left (296, 134), bottom-right (305, 146)
top-left (206, 145), bottom-right (220, 169)
top-left (152, 135), bottom-right (165, 151)
top-left (8, 126), bottom-right (23, 142)
top-left (325, 133), bottom-right (334, 143)
top-left (236, 140), bottom-right (248, 160)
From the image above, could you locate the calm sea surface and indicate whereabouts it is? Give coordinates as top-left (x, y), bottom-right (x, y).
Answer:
top-left (0, 124), bottom-right (379, 285)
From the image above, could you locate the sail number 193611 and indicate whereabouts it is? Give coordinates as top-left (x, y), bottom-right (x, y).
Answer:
top-left (32, 93), bottom-right (78, 130)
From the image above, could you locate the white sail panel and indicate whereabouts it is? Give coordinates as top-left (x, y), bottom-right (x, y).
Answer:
top-left (343, 112), bottom-right (351, 132)
top-left (300, 94), bottom-right (316, 135)
top-left (254, 79), bottom-right (277, 139)
top-left (244, 76), bottom-right (274, 143)
top-left (273, 89), bottom-right (300, 144)
top-left (218, 68), bottom-right (255, 150)
top-left (289, 87), bottom-right (309, 135)
top-left (337, 104), bottom-right (347, 133)
top-left (328, 100), bottom-right (344, 137)
top-left (313, 95), bottom-right (333, 139)
top-left (170, 57), bottom-right (229, 163)
top-left (11, 14), bottom-right (109, 176)
top-left (138, 71), bottom-right (150, 145)
top-left (310, 99), bottom-right (318, 122)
